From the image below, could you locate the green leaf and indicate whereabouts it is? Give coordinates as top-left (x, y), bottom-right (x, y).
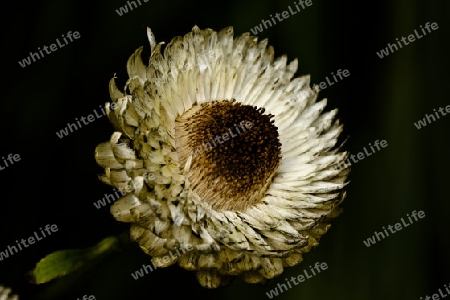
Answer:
top-left (30, 235), bottom-right (125, 285)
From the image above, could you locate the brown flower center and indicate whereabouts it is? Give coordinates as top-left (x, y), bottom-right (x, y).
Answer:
top-left (175, 100), bottom-right (282, 212)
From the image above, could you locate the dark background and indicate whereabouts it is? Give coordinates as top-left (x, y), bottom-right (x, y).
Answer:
top-left (1, 0), bottom-right (449, 299)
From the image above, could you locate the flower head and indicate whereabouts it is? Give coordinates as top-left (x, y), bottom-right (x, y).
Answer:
top-left (95, 25), bottom-right (350, 288)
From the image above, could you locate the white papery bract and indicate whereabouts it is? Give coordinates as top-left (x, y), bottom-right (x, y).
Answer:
top-left (0, 285), bottom-right (19, 300)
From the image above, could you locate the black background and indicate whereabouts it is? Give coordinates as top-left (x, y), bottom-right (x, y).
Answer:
top-left (1, 0), bottom-right (449, 299)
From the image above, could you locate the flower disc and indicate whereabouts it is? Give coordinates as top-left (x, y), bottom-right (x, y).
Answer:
top-left (175, 99), bottom-right (281, 212)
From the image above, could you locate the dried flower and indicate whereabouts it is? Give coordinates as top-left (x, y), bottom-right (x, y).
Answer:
top-left (0, 285), bottom-right (19, 300)
top-left (95, 25), bottom-right (350, 288)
